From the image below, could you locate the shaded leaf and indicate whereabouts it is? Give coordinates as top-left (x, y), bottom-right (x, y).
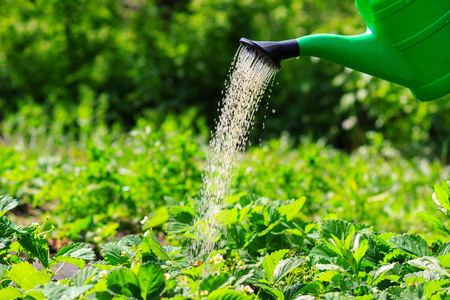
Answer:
top-left (138, 263), bottom-right (165, 300)
top-left (54, 243), bottom-right (96, 260)
top-left (99, 243), bottom-right (129, 266)
top-left (107, 268), bottom-right (140, 299)
top-left (388, 234), bottom-right (430, 257)
top-left (199, 273), bottom-right (230, 293)
top-left (261, 249), bottom-right (289, 282)
top-left (41, 282), bottom-right (94, 300)
top-left (436, 242), bottom-right (450, 257)
top-left (71, 267), bottom-right (100, 286)
top-left (17, 233), bottom-right (49, 268)
top-left (321, 219), bottom-right (354, 241)
top-left (372, 263), bottom-right (396, 285)
top-left (272, 257), bottom-right (305, 284)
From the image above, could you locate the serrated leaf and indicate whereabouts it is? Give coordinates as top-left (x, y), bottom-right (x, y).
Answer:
top-left (400, 282), bottom-right (425, 300)
top-left (41, 282), bottom-right (94, 300)
top-left (258, 285), bottom-right (285, 300)
top-left (207, 288), bottom-right (252, 300)
top-left (71, 267), bottom-right (100, 286)
top-left (321, 219), bottom-right (354, 241)
top-left (99, 243), bottom-right (129, 266)
top-left (388, 233), bottom-right (431, 257)
top-left (315, 263), bottom-right (346, 273)
top-left (324, 292), bottom-right (352, 300)
top-left (261, 249), bottom-right (289, 282)
top-left (54, 243), bottom-right (96, 260)
top-left (315, 271), bottom-right (340, 282)
top-left (283, 284), bottom-right (307, 300)
top-left (138, 263), bottom-right (165, 300)
top-left (8, 262), bottom-right (50, 291)
top-left (408, 256), bottom-right (450, 277)
top-left (199, 273), bottom-right (230, 293)
top-left (0, 196), bottom-right (19, 217)
top-left (17, 233), bottom-right (49, 268)
top-left (107, 268), bottom-right (140, 299)
top-left (142, 229), bottom-right (182, 269)
top-left (272, 257), bottom-right (305, 284)
top-left (309, 245), bottom-right (338, 264)
top-left (0, 286), bottom-right (22, 300)
top-left (424, 280), bottom-right (448, 297)
top-left (436, 242), bottom-right (450, 257)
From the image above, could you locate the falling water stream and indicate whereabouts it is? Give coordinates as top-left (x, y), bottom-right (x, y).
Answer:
top-left (192, 45), bottom-right (278, 256)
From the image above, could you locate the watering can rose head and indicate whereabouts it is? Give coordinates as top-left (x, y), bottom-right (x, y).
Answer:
top-left (241, 0), bottom-right (450, 101)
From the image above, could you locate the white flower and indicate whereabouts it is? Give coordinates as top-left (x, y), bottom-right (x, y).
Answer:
top-left (31, 222), bottom-right (39, 227)
top-left (164, 273), bottom-right (170, 280)
top-left (140, 216), bottom-right (149, 224)
top-left (235, 285), bottom-right (254, 293)
top-left (99, 270), bottom-right (108, 278)
top-left (143, 230), bottom-right (150, 237)
top-left (122, 186), bottom-right (130, 192)
top-left (213, 254), bottom-right (223, 264)
top-left (200, 290), bottom-right (209, 296)
top-left (121, 251), bottom-right (127, 256)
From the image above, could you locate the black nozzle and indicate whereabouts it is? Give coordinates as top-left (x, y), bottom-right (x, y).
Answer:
top-left (239, 38), bottom-right (300, 69)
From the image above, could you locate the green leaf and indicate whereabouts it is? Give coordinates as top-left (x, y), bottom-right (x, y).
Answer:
top-left (8, 262), bottom-right (50, 291)
top-left (372, 263), bottom-right (396, 285)
top-left (258, 285), bottom-right (285, 300)
top-left (315, 271), bottom-right (341, 282)
top-left (261, 249), bottom-right (289, 282)
top-left (54, 243), bottom-right (96, 260)
top-left (142, 229), bottom-right (182, 269)
top-left (199, 273), bottom-right (230, 293)
top-left (146, 206), bottom-right (170, 228)
top-left (41, 282), bottom-right (95, 300)
top-left (408, 256), bottom-right (450, 277)
top-left (0, 195), bottom-right (19, 217)
top-left (388, 233), bottom-right (431, 257)
top-left (0, 286), bottom-right (22, 300)
top-left (324, 292), bottom-right (352, 300)
top-left (277, 197), bottom-right (306, 221)
top-left (49, 243), bottom-right (95, 269)
top-left (107, 268), bottom-right (141, 299)
top-left (424, 280), bottom-right (448, 297)
top-left (49, 256), bottom-right (86, 270)
top-left (17, 233), bottom-right (49, 268)
top-left (207, 288), bottom-right (252, 300)
top-left (138, 263), bottom-right (166, 300)
top-left (353, 239), bottom-right (369, 264)
top-left (436, 242), bottom-right (450, 257)
top-left (100, 242), bottom-right (129, 266)
top-left (417, 212), bottom-right (450, 234)
top-left (321, 219), bottom-right (354, 241)
top-left (272, 257), bottom-right (305, 284)
top-left (434, 181), bottom-right (450, 212)
top-left (71, 267), bottom-right (100, 286)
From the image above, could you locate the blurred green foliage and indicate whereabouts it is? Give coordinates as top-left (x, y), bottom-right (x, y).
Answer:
top-left (1, 0), bottom-right (450, 156)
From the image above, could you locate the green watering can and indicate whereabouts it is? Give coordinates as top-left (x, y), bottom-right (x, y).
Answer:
top-left (240, 0), bottom-right (450, 101)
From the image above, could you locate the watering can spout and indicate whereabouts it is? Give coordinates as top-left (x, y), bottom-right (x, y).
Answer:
top-left (239, 38), bottom-right (300, 69)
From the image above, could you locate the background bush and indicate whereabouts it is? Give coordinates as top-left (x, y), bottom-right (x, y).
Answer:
top-left (1, 0), bottom-right (450, 157)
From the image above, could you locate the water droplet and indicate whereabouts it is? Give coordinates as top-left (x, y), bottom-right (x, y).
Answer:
top-left (272, 109), bottom-right (276, 113)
